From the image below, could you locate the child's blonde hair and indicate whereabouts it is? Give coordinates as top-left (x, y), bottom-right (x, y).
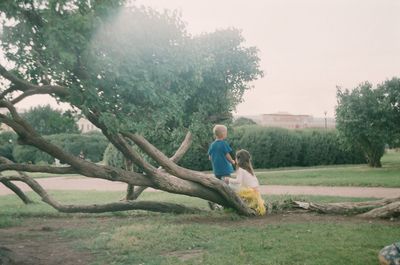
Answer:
top-left (213, 124), bottom-right (227, 138)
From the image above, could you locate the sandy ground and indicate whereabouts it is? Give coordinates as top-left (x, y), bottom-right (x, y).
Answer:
top-left (1, 176), bottom-right (399, 198)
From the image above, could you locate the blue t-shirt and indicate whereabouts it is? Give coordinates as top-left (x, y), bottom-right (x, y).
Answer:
top-left (208, 140), bottom-right (234, 177)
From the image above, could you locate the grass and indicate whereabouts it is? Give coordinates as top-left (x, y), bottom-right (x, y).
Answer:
top-left (255, 151), bottom-right (400, 187)
top-left (0, 191), bottom-right (398, 265)
top-left (84, 221), bottom-right (399, 265)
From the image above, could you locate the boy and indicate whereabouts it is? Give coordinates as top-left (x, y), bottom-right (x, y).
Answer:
top-left (208, 124), bottom-right (236, 180)
top-left (207, 124), bottom-right (235, 210)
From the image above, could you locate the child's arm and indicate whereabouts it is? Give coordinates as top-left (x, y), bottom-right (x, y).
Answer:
top-left (225, 171), bottom-right (242, 185)
top-left (225, 153), bottom-right (235, 165)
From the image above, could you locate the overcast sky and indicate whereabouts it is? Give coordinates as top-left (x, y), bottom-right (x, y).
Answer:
top-left (136, 0), bottom-right (400, 118)
top-left (7, 0), bottom-right (400, 118)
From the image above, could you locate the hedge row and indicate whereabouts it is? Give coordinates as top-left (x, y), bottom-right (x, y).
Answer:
top-left (0, 132), bottom-right (108, 164)
top-left (178, 126), bottom-right (366, 170)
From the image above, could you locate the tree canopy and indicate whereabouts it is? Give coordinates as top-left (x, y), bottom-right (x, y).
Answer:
top-left (335, 78), bottom-right (400, 167)
top-left (22, 105), bottom-right (79, 135)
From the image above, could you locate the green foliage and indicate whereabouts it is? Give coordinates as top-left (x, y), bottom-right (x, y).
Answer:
top-left (103, 143), bottom-right (125, 169)
top-left (336, 81), bottom-right (396, 167)
top-left (0, 2), bottom-right (262, 158)
top-left (13, 144), bottom-right (54, 164)
top-left (381, 78), bottom-right (400, 148)
top-left (48, 132), bottom-right (108, 162)
top-left (230, 126), bottom-right (365, 169)
top-left (12, 133), bottom-right (108, 164)
top-left (178, 143), bottom-right (211, 171)
top-left (178, 126), bottom-right (365, 171)
top-left (21, 105), bottom-right (79, 135)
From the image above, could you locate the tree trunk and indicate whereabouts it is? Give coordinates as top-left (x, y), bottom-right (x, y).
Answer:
top-left (1, 87), bottom-right (255, 215)
top-left (292, 197), bottom-right (400, 218)
top-left (124, 131), bottom-right (193, 201)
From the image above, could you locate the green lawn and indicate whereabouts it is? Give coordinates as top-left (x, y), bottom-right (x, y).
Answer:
top-left (256, 151), bottom-right (400, 187)
top-left (1, 191), bottom-right (398, 265)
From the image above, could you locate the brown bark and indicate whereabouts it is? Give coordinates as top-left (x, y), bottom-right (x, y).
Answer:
top-left (359, 201), bottom-right (400, 218)
top-left (0, 177), bottom-right (33, 204)
top-left (0, 174), bottom-right (201, 214)
top-left (128, 131), bottom-right (193, 200)
top-left (0, 64), bottom-right (255, 216)
top-left (292, 197), bottom-right (400, 218)
top-left (122, 132), bottom-right (254, 215)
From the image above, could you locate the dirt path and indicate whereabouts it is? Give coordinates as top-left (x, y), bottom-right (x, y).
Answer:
top-left (1, 177), bottom-right (399, 198)
top-left (0, 219), bottom-right (93, 265)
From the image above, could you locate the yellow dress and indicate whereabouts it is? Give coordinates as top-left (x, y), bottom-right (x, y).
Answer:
top-left (238, 188), bottom-right (266, 216)
top-left (229, 168), bottom-right (266, 216)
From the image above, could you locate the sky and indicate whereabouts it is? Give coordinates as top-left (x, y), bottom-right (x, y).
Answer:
top-left (135, 0), bottom-right (400, 118)
top-left (5, 0), bottom-right (400, 118)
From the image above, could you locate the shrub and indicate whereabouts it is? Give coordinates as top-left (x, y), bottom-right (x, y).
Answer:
top-left (230, 126), bottom-right (365, 168)
top-left (11, 133), bottom-right (109, 164)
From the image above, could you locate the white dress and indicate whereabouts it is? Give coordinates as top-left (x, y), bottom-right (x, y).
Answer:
top-left (228, 168), bottom-right (260, 191)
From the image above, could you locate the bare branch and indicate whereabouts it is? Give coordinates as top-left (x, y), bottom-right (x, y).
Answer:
top-left (0, 64), bottom-right (69, 103)
top-left (130, 131), bottom-right (193, 200)
top-left (122, 132), bottom-right (255, 215)
top-left (85, 111), bottom-right (157, 174)
top-left (0, 176), bottom-right (33, 204)
top-left (0, 163), bottom-right (76, 175)
top-left (0, 64), bottom-right (36, 92)
top-left (0, 174), bottom-right (201, 214)
top-left (170, 131), bottom-right (193, 163)
top-left (10, 86), bottom-right (70, 105)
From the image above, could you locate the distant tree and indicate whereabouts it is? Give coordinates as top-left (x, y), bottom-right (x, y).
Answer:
top-left (335, 82), bottom-right (392, 167)
top-left (232, 117), bottom-right (257, 127)
top-left (22, 105), bottom-right (79, 135)
top-left (381, 78), bottom-right (400, 148)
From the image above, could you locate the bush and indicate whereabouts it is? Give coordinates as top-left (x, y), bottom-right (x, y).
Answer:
top-left (13, 145), bottom-right (54, 164)
top-left (178, 126), bottom-right (366, 171)
top-left (103, 143), bottom-right (125, 169)
top-left (230, 126), bottom-right (365, 168)
top-left (11, 133), bottom-right (109, 164)
top-left (47, 132), bottom-right (108, 162)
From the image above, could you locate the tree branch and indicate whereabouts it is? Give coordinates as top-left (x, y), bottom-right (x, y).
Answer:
top-left (10, 86), bottom-right (70, 105)
top-left (130, 131), bottom-right (193, 200)
top-left (0, 176), bottom-right (33, 204)
top-left (122, 132), bottom-right (255, 215)
top-left (0, 64), bottom-right (69, 102)
top-left (0, 174), bottom-right (201, 214)
top-left (170, 131), bottom-right (193, 163)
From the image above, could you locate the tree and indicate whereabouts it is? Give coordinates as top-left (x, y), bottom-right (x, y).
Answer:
top-left (381, 78), bottom-right (400, 148)
top-left (0, 1), bottom-right (263, 215)
top-left (21, 105), bottom-right (79, 135)
top-left (336, 82), bottom-right (392, 167)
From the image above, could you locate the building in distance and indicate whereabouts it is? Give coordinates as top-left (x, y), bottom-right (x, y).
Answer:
top-left (236, 112), bottom-right (336, 129)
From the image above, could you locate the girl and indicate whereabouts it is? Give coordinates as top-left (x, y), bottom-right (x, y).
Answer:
top-left (225, 149), bottom-right (266, 216)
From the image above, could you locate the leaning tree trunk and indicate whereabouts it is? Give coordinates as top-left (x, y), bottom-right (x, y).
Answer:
top-left (124, 131), bottom-right (194, 201)
top-left (0, 176), bottom-right (33, 204)
top-left (292, 197), bottom-right (400, 218)
top-left (0, 64), bottom-right (255, 216)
